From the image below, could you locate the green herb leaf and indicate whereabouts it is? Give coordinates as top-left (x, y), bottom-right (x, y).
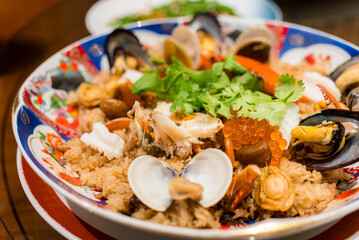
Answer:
top-left (249, 101), bottom-right (287, 126)
top-left (275, 74), bottom-right (305, 102)
top-left (149, 57), bottom-right (166, 64)
top-left (223, 53), bottom-right (246, 74)
top-left (132, 72), bottom-right (166, 98)
top-left (131, 55), bottom-right (302, 126)
top-left (232, 71), bottom-right (263, 92)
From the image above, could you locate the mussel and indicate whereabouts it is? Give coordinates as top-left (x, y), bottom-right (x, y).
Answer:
top-left (127, 149), bottom-right (233, 211)
top-left (347, 87), bottom-right (359, 111)
top-left (105, 29), bottom-right (155, 73)
top-left (329, 55), bottom-right (359, 101)
top-left (188, 12), bottom-right (224, 49)
top-left (290, 109), bottom-right (359, 170)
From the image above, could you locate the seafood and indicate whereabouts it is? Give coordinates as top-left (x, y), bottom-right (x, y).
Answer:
top-left (105, 29), bottom-right (155, 74)
top-left (226, 165), bottom-right (261, 210)
top-left (164, 12), bottom-right (225, 69)
top-left (77, 83), bottom-right (110, 107)
top-left (329, 56), bottom-right (359, 100)
top-left (347, 87), bottom-right (359, 111)
top-left (128, 155), bottom-right (179, 211)
top-left (128, 149), bottom-right (233, 211)
top-left (169, 177), bottom-right (203, 201)
top-left (254, 165), bottom-right (295, 211)
top-left (232, 28), bottom-right (273, 63)
top-left (291, 109), bottom-right (359, 170)
top-left (164, 28), bottom-right (200, 69)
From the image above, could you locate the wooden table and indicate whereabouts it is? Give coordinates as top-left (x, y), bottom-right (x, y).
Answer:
top-left (1, 0), bottom-right (359, 239)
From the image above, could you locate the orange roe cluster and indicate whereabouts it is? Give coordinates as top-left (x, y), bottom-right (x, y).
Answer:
top-left (223, 117), bottom-right (291, 167)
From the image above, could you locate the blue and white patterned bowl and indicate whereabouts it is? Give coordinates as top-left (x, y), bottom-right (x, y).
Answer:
top-left (12, 16), bottom-right (359, 239)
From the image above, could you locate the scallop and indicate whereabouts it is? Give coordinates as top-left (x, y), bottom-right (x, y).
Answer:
top-left (127, 149), bottom-right (233, 211)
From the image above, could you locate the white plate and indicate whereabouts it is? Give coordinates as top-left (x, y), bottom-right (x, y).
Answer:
top-left (85, 0), bottom-right (283, 35)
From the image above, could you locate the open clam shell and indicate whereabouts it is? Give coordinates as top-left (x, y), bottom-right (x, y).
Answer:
top-left (128, 149), bottom-right (233, 211)
top-left (232, 28), bottom-right (274, 63)
top-left (128, 155), bottom-right (179, 212)
top-left (182, 149), bottom-right (233, 208)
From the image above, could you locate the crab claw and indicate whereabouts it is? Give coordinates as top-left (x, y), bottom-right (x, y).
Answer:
top-left (226, 165), bottom-right (261, 211)
top-left (316, 84), bottom-right (343, 109)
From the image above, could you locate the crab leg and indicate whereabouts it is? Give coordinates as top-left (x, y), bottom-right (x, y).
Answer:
top-left (226, 165), bottom-right (261, 211)
top-left (316, 84), bottom-right (342, 109)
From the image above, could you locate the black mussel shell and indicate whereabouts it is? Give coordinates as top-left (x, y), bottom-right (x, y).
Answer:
top-left (329, 55), bottom-right (359, 81)
top-left (328, 55), bottom-right (359, 98)
top-left (227, 29), bottom-right (242, 42)
top-left (347, 87), bottom-right (359, 112)
top-left (297, 109), bottom-right (359, 170)
top-left (189, 12), bottom-right (224, 42)
top-left (105, 28), bottom-right (155, 69)
top-left (51, 71), bottom-right (84, 92)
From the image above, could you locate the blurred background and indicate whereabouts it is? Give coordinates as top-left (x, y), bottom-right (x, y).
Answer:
top-left (1, 0), bottom-right (359, 239)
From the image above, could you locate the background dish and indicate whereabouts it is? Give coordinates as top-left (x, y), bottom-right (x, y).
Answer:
top-left (13, 16), bottom-right (359, 239)
top-left (85, 0), bottom-right (283, 35)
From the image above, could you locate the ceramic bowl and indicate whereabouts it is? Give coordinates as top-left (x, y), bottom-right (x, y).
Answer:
top-left (12, 16), bottom-right (359, 240)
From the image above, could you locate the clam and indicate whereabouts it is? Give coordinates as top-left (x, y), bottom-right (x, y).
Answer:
top-left (290, 109), bottom-right (359, 170)
top-left (181, 149), bottom-right (233, 207)
top-left (163, 26), bottom-right (200, 69)
top-left (128, 155), bottom-right (179, 212)
top-left (105, 29), bottom-right (155, 73)
top-left (329, 55), bottom-right (359, 100)
top-left (128, 149), bottom-right (233, 211)
top-left (232, 28), bottom-right (274, 63)
top-left (163, 12), bottom-right (224, 69)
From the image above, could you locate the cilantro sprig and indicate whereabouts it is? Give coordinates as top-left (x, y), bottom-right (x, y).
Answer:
top-left (132, 54), bottom-right (304, 126)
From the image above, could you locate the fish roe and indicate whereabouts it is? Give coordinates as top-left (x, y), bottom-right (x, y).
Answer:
top-left (223, 117), bottom-right (289, 167)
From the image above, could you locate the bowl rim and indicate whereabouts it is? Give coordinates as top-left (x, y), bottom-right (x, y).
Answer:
top-left (12, 15), bottom-right (359, 239)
